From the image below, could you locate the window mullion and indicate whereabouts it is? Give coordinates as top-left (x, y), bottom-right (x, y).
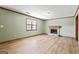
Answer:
top-left (31, 21), bottom-right (32, 30)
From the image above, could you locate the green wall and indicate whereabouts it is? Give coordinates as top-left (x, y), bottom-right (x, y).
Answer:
top-left (45, 17), bottom-right (75, 37)
top-left (0, 8), bottom-right (75, 42)
top-left (0, 8), bottom-right (44, 42)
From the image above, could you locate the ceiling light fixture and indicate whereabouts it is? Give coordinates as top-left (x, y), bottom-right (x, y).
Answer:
top-left (26, 12), bottom-right (30, 14)
top-left (47, 11), bottom-right (51, 14)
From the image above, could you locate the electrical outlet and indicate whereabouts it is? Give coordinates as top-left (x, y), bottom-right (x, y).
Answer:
top-left (0, 25), bottom-right (4, 28)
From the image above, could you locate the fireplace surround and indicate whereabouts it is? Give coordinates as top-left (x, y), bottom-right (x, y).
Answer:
top-left (49, 26), bottom-right (62, 36)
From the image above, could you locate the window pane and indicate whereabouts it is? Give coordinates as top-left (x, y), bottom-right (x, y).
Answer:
top-left (27, 20), bottom-right (31, 24)
top-left (27, 27), bottom-right (31, 30)
top-left (26, 25), bottom-right (31, 30)
top-left (32, 25), bottom-right (36, 30)
top-left (32, 20), bottom-right (36, 25)
top-left (27, 25), bottom-right (31, 28)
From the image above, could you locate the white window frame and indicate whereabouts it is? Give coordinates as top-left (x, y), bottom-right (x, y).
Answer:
top-left (26, 19), bottom-right (37, 31)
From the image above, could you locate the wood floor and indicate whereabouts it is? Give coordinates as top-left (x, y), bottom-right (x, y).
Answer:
top-left (0, 35), bottom-right (79, 54)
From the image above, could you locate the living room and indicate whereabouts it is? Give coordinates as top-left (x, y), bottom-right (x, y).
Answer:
top-left (0, 5), bottom-right (79, 54)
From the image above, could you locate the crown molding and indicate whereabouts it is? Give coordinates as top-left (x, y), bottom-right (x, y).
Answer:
top-left (0, 7), bottom-right (45, 21)
top-left (43, 16), bottom-right (74, 20)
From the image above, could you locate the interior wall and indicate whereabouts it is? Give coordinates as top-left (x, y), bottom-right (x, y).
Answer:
top-left (0, 8), bottom-right (44, 42)
top-left (45, 17), bottom-right (75, 38)
top-left (0, 7), bottom-right (77, 42)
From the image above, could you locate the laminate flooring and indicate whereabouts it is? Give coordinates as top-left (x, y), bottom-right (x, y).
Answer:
top-left (0, 35), bottom-right (79, 54)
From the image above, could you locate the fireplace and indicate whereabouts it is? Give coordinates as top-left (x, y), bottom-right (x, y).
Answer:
top-left (49, 26), bottom-right (62, 36)
top-left (50, 29), bottom-right (57, 34)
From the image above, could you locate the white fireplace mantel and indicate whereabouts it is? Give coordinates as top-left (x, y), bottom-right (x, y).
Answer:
top-left (48, 26), bottom-right (62, 36)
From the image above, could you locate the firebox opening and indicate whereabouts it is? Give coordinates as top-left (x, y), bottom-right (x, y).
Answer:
top-left (50, 29), bottom-right (57, 34)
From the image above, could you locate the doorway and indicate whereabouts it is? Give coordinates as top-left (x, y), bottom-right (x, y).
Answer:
top-left (76, 15), bottom-right (78, 41)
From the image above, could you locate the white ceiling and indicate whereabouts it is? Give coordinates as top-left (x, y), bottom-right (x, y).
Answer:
top-left (0, 5), bottom-right (78, 20)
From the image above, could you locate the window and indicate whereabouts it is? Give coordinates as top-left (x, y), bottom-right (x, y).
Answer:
top-left (26, 20), bottom-right (37, 31)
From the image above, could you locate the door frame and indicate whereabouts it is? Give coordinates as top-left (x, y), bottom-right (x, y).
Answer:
top-left (76, 15), bottom-right (78, 41)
